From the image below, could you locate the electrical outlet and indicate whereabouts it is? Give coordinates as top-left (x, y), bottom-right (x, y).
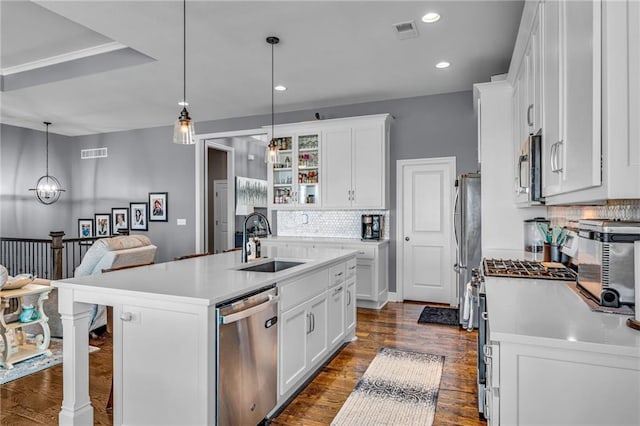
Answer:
top-left (177, 218), bottom-right (187, 226)
top-left (302, 213), bottom-right (309, 224)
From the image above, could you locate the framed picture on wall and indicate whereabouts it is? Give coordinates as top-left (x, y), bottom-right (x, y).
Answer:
top-left (130, 202), bottom-right (148, 231)
top-left (95, 213), bottom-right (111, 237)
top-left (149, 192), bottom-right (168, 222)
top-left (235, 177), bottom-right (268, 208)
top-left (111, 207), bottom-right (129, 233)
top-left (78, 219), bottom-right (94, 240)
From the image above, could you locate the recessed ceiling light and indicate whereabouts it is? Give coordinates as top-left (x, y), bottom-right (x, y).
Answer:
top-left (274, 85), bottom-right (287, 92)
top-left (178, 101), bottom-right (189, 106)
top-left (435, 61), bottom-right (450, 69)
top-left (422, 12), bottom-right (441, 23)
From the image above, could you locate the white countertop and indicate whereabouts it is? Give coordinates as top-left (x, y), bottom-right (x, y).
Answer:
top-left (263, 236), bottom-right (389, 246)
top-left (485, 276), bottom-right (640, 358)
top-left (52, 246), bottom-right (356, 307)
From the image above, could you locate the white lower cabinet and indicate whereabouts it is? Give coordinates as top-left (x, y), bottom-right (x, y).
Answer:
top-left (264, 239), bottom-right (389, 309)
top-left (279, 282), bottom-right (328, 396)
top-left (277, 258), bottom-right (355, 400)
top-left (328, 263), bottom-right (347, 349)
top-left (344, 243), bottom-right (388, 309)
top-left (345, 277), bottom-right (356, 334)
top-left (119, 304), bottom-right (204, 425)
top-left (489, 339), bottom-right (640, 425)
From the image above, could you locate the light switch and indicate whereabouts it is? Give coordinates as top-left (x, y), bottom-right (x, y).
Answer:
top-left (177, 218), bottom-right (187, 226)
top-left (302, 213), bottom-right (309, 224)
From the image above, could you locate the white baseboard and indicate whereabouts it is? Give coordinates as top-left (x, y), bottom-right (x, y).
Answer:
top-left (387, 291), bottom-right (399, 302)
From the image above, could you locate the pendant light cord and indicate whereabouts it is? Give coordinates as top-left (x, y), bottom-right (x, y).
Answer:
top-left (271, 40), bottom-right (274, 142)
top-left (44, 122), bottom-right (50, 176)
top-left (183, 0), bottom-right (187, 105)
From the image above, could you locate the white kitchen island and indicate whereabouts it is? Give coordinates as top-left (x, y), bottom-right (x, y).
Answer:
top-left (484, 276), bottom-right (640, 425)
top-left (52, 246), bottom-right (357, 426)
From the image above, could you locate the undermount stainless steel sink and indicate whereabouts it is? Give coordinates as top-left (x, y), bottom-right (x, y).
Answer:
top-left (237, 260), bottom-right (305, 273)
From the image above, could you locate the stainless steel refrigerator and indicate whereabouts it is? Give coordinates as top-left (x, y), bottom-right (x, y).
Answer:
top-left (453, 173), bottom-right (481, 329)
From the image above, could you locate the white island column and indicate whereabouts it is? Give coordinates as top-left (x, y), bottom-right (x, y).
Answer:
top-left (57, 286), bottom-right (94, 426)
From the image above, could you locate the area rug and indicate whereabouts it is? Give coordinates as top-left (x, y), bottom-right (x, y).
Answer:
top-left (332, 347), bottom-right (444, 426)
top-left (417, 306), bottom-right (459, 325)
top-left (1, 338), bottom-right (99, 385)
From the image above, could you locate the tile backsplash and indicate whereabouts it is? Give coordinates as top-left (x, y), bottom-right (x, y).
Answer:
top-left (548, 199), bottom-right (640, 227)
top-left (277, 210), bottom-right (390, 239)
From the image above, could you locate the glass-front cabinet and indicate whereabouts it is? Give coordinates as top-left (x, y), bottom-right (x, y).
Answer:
top-left (270, 132), bottom-right (321, 208)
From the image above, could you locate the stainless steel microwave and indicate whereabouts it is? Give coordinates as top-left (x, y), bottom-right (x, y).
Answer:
top-left (516, 133), bottom-right (544, 204)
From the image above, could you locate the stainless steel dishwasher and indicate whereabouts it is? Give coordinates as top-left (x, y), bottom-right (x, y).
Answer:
top-left (216, 285), bottom-right (279, 426)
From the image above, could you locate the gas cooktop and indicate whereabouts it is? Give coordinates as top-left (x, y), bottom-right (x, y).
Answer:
top-left (483, 258), bottom-right (577, 280)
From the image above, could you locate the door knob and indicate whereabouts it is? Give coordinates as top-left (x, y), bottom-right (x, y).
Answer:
top-left (120, 312), bottom-right (133, 322)
top-left (405, 237), bottom-right (410, 241)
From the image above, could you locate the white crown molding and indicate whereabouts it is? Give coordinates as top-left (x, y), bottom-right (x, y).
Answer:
top-left (0, 41), bottom-right (127, 76)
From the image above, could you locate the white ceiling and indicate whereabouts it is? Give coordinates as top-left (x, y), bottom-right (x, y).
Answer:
top-left (0, 0), bottom-right (524, 136)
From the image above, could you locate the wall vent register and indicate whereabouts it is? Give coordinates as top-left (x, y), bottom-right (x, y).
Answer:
top-left (483, 258), bottom-right (576, 280)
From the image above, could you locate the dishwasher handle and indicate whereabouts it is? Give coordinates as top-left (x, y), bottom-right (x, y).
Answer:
top-left (219, 294), bottom-right (279, 325)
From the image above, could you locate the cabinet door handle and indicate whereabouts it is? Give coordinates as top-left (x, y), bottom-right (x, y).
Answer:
top-left (517, 154), bottom-right (528, 193)
top-left (311, 312), bottom-right (315, 332)
top-left (555, 140), bottom-right (563, 172)
top-left (527, 104), bottom-right (533, 127)
top-left (348, 266), bottom-right (357, 270)
top-left (347, 290), bottom-right (351, 306)
top-left (307, 313), bottom-right (312, 334)
top-left (120, 312), bottom-right (133, 322)
top-left (550, 142), bottom-right (558, 172)
top-left (335, 272), bottom-right (344, 277)
top-left (333, 286), bottom-right (343, 295)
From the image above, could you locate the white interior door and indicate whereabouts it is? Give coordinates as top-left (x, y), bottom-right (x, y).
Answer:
top-left (399, 158), bottom-right (455, 304)
top-left (213, 180), bottom-right (228, 254)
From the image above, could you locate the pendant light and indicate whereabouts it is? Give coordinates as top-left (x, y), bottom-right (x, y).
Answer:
top-left (173, 0), bottom-right (195, 144)
top-left (266, 36), bottom-right (280, 163)
top-left (30, 122), bottom-right (65, 204)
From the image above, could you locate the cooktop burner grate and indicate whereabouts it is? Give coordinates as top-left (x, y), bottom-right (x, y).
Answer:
top-left (483, 258), bottom-right (577, 280)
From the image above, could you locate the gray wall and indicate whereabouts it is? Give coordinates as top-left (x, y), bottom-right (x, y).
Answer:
top-left (1, 91), bottom-right (477, 281)
top-left (0, 124), bottom-right (75, 237)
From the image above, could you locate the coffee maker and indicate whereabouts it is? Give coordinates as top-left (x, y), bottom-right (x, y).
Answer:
top-left (361, 215), bottom-right (382, 240)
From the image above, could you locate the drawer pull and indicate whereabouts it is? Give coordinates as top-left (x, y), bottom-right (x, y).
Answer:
top-left (358, 251), bottom-right (366, 255)
top-left (348, 266), bottom-right (357, 270)
top-left (335, 272), bottom-right (344, 277)
top-left (333, 286), bottom-right (343, 295)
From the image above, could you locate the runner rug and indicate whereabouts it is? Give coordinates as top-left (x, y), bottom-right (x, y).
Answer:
top-left (332, 347), bottom-right (444, 426)
top-left (1, 338), bottom-right (99, 385)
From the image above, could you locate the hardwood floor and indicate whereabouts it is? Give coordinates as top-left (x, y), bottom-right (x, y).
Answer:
top-left (271, 302), bottom-right (484, 426)
top-left (0, 302), bottom-right (484, 425)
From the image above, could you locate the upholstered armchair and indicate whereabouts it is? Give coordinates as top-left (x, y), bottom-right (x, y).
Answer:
top-left (25, 235), bottom-right (157, 338)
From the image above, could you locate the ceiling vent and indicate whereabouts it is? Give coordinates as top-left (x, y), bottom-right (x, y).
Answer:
top-left (393, 20), bottom-right (419, 40)
top-left (81, 147), bottom-right (108, 159)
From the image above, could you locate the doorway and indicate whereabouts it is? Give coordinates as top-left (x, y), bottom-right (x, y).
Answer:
top-left (195, 129), bottom-right (268, 254)
top-left (396, 157), bottom-right (456, 305)
top-left (207, 144), bottom-right (228, 253)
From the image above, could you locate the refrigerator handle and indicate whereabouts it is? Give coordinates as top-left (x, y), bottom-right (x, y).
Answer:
top-left (453, 183), bottom-right (460, 251)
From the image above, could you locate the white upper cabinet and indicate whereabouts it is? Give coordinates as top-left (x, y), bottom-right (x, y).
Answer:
top-left (509, 0), bottom-right (628, 204)
top-left (542, 0), bottom-right (602, 198)
top-left (322, 114), bottom-right (390, 210)
top-left (269, 130), bottom-right (321, 209)
top-left (509, 0), bottom-right (639, 204)
top-left (512, 2), bottom-right (543, 205)
top-left (541, 0), bottom-right (563, 196)
top-left (560, 0), bottom-right (602, 194)
top-left (267, 114), bottom-right (390, 210)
